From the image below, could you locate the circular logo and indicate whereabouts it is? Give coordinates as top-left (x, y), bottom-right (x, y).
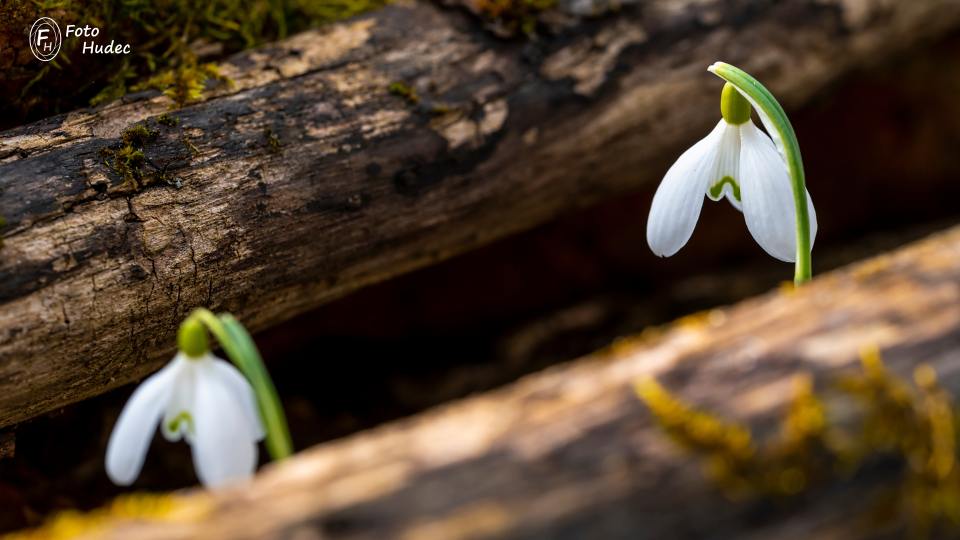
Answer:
top-left (29, 17), bottom-right (61, 62)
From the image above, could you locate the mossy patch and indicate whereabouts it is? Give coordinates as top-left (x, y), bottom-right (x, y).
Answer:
top-left (98, 126), bottom-right (153, 193)
top-left (637, 346), bottom-right (960, 535)
top-left (5, 493), bottom-right (210, 540)
top-left (180, 135), bottom-right (201, 158)
top-left (156, 113), bottom-right (180, 127)
top-left (264, 128), bottom-right (282, 154)
top-left (97, 120), bottom-right (185, 194)
top-left (0, 0), bottom-right (393, 128)
top-left (120, 124), bottom-right (159, 149)
top-left (388, 81), bottom-right (419, 104)
top-left (133, 52), bottom-right (234, 108)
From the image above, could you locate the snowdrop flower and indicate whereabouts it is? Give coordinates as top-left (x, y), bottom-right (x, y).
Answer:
top-left (647, 82), bottom-right (817, 262)
top-left (106, 318), bottom-right (265, 488)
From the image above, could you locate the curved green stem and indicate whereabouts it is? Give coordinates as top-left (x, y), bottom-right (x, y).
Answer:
top-left (708, 62), bottom-right (813, 285)
top-left (189, 308), bottom-right (293, 460)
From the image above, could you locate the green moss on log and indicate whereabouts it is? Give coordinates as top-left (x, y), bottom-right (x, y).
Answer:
top-left (388, 81), bottom-right (419, 104)
top-left (97, 120), bottom-right (189, 194)
top-left (0, 0), bottom-right (390, 129)
top-left (156, 113), bottom-right (179, 127)
top-left (264, 127), bottom-right (282, 154)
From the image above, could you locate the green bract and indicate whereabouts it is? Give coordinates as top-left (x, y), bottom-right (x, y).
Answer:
top-left (708, 62), bottom-right (813, 285)
top-left (186, 308), bottom-right (294, 461)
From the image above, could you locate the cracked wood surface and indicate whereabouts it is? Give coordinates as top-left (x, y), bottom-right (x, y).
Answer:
top-left (1, 0), bottom-right (960, 428)
top-left (44, 224), bottom-right (960, 540)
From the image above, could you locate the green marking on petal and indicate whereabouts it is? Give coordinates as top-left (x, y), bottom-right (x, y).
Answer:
top-left (709, 176), bottom-right (741, 202)
top-left (167, 411), bottom-right (194, 435)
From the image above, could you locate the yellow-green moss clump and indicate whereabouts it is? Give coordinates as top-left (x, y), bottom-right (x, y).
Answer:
top-left (156, 114), bottom-right (179, 127)
top-left (132, 54), bottom-right (233, 108)
top-left (388, 81), bottom-right (419, 104)
top-left (264, 128), bottom-right (282, 154)
top-left (97, 123), bottom-right (167, 193)
top-left (95, 116), bottom-right (201, 192)
top-left (4, 493), bottom-right (210, 540)
top-left (637, 346), bottom-right (960, 536)
top-left (635, 375), bottom-right (827, 498)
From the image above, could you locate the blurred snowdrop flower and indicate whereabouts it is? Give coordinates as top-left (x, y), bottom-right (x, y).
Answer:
top-left (106, 318), bottom-right (264, 489)
top-left (646, 82), bottom-right (817, 263)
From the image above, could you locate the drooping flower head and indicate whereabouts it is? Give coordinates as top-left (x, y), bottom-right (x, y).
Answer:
top-left (647, 80), bottom-right (817, 263)
top-left (106, 317), bottom-right (265, 488)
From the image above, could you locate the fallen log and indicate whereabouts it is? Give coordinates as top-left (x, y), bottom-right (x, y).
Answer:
top-left (21, 223), bottom-right (960, 540)
top-left (1, 0), bottom-right (959, 428)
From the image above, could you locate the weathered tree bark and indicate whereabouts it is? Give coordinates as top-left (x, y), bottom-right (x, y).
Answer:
top-left (1, 0), bottom-right (959, 428)
top-left (31, 224), bottom-right (960, 540)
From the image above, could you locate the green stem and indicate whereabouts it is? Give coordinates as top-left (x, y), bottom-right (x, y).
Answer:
top-left (190, 308), bottom-right (293, 460)
top-left (708, 62), bottom-right (813, 285)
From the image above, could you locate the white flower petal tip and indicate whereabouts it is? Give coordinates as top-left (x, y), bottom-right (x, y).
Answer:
top-left (105, 352), bottom-right (262, 489)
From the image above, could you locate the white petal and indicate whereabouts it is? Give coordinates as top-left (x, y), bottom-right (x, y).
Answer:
top-left (715, 123), bottom-right (741, 181)
top-left (707, 122), bottom-right (742, 211)
top-left (738, 122), bottom-right (815, 262)
top-left (206, 356), bottom-right (265, 441)
top-left (807, 189), bottom-right (818, 247)
top-left (105, 356), bottom-right (184, 486)
top-left (161, 358), bottom-right (198, 443)
top-left (189, 362), bottom-right (259, 488)
top-left (724, 185), bottom-right (743, 212)
top-left (646, 120), bottom-right (725, 257)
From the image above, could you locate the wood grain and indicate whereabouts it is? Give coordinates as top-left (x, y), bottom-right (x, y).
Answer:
top-left (1, 0), bottom-right (959, 428)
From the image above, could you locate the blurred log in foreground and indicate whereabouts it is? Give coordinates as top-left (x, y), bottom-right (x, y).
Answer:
top-left (2, 0), bottom-right (960, 429)
top-left (16, 224), bottom-right (957, 540)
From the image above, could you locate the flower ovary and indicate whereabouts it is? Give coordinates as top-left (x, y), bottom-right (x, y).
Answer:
top-left (177, 317), bottom-right (209, 358)
top-left (720, 83), bottom-right (751, 125)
